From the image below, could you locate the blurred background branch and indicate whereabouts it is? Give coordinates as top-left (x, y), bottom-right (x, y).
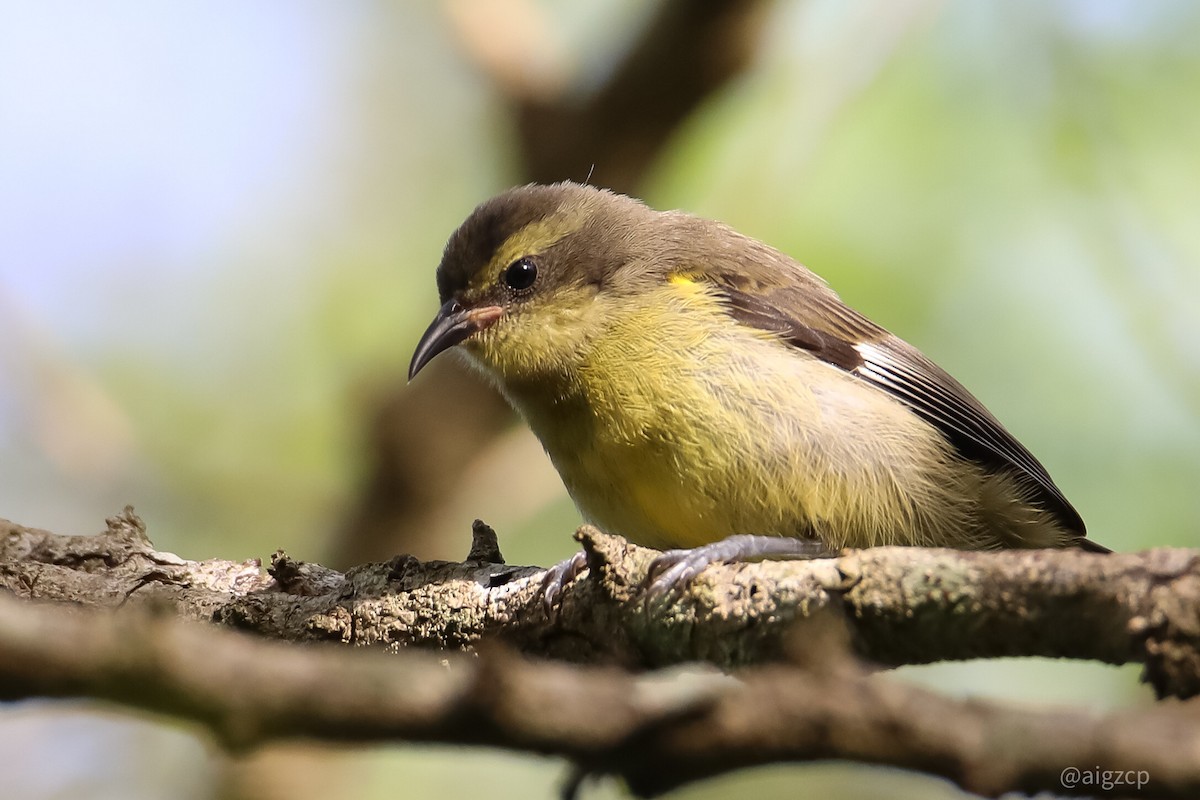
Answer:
top-left (334, 0), bottom-right (776, 568)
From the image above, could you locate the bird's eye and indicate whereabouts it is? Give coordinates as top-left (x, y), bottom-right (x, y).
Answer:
top-left (503, 258), bottom-right (538, 293)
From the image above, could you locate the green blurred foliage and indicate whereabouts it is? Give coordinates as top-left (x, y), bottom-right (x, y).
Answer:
top-left (2, 1), bottom-right (1197, 798)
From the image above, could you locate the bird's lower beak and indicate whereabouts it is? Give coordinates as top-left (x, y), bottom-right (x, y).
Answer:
top-left (408, 300), bottom-right (504, 380)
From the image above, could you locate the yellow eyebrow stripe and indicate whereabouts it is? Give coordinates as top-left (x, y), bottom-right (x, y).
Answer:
top-left (492, 212), bottom-right (587, 281)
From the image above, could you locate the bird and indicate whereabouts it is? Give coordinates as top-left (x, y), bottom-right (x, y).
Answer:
top-left (408, 181), bottom-right (1107, 601)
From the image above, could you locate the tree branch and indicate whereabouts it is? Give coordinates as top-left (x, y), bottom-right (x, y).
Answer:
top-left (0, 580), bottom-right (1198, 799)
top-left (5, 509), bottom-right (1200, 796)
top-left (3, 509), bottom-right (1199, 699)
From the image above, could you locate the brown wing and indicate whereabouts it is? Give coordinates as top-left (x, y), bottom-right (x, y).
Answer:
top-left (703, 267), bottom-right (1087, 537)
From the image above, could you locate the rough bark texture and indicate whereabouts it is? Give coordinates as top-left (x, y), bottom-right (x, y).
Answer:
top-left (1, 509), bottom-right (1199, 799)
top-left (4, 508), bottom-right (1199, 698)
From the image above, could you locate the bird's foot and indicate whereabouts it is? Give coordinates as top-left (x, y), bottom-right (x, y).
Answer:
top-left (540, 550), bottom-right (589, 616)
top-left (644, 535), bottom-right (833, 597)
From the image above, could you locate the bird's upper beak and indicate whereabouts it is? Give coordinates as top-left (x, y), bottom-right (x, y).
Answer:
top-left (408, 300), bottom-right (504, 380)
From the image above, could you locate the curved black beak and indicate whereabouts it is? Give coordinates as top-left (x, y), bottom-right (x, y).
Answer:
top-left (408, 300), bottom-right (503, 380)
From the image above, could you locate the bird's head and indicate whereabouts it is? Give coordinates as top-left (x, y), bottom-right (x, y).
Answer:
top-left (408, 181), bottom-right (668, 386)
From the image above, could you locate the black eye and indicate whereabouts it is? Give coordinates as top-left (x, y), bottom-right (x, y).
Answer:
top-left (503, 258), bottom-right (538, 293)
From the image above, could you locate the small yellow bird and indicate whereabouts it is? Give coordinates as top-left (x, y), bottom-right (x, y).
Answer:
top-left (409, 182), bottom-right (1106, 599)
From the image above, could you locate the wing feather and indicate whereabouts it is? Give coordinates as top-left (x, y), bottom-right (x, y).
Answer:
top-left (712, 277), bottom-right (1085, 535)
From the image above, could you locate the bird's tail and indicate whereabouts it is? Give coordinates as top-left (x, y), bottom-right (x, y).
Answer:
top-left (1076, 537), bottom-right (1112, 554)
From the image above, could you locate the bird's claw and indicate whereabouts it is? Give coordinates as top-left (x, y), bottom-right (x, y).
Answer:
top-left (644, 548), bottom-right (716, 597)
top-left (540, 550), bottom-right (589, 616)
